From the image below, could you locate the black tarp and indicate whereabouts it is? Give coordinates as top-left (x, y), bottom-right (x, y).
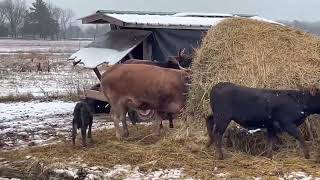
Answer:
top-left (148, 28), bottom-right (207, 61)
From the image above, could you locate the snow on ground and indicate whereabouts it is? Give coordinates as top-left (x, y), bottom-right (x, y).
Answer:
top-left (52, 164), bottom-right (193, 180)
top-left (0, 39), bottom-right (97, 97)
top-left (0, 70), bottom-right (97, 97)
top-left (0, 39), bottom-right (91, 54)
top-left (280, 171), bottom-right (320, 180)
top-left (0, 100), bottom-right (75, 121)
top-left (0, 101), bottom-right (114, 150)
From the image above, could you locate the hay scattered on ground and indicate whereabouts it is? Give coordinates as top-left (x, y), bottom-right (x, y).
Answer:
top-left (1, 125), bottom-right (320, 179)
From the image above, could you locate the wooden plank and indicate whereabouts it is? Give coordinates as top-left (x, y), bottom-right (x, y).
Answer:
top-left (93, 67), bottom-right (102, 80)
top-left (82, 13), bottom-right (125, 26)
top-left (123, 22), bottom-right (211, 30)
top-left (84, 90), bottom-right (108, 102)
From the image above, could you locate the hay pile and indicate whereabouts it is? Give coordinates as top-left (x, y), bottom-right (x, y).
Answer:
top-left (184, 18), bottom-right (320, 155)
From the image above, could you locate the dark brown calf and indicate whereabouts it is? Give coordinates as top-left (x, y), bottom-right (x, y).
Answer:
top-left (100, 64), bottom-right (189, 139)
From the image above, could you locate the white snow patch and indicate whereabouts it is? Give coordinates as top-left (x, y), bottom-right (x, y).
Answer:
top-left (54, 168), bottom-right (78, 178)
top-left (0, 101), bottom-right (75, 122)
top-left (216, 172), bottom-right (228, 178)
top-left (53, 164), bottom-right (192, 180)
top-left (281, 171), bottom-right (320, 180)
top-left (0, 39), bottom-right (90, 54)
top-left (248, 129), bottom-right (262, 134)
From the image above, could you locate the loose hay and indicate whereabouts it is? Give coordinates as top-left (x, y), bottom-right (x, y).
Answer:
top-left (183, 18), bottom-right (320, 156)
top-left (1, 126), bottom-right (320, 179)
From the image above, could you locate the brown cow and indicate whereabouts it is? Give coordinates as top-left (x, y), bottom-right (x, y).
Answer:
top-left (100, 64), bottom-right (190, 140)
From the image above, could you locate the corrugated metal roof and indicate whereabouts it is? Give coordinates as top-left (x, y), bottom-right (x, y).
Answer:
top-left (68, 29), bottom-right (151, 68)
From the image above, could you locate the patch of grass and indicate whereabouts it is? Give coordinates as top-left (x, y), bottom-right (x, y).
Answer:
top-left (1, 124), bottom-right (320, 179)
top-left (0, 93), bottom-right (80, 103)
top-left (0, 93), bottom-right (35, 102)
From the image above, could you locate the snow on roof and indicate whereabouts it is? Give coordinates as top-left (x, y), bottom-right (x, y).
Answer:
top-left (172, 12), bottom-right (235, 17)
top-left (68, 29), bottom-right (151, 69)
top-left (82, 10), bottom-right (282, 29)
top-left (105, 13), bottom-right (225, 29)
top-left (69, 47), bottom-right (126, 68)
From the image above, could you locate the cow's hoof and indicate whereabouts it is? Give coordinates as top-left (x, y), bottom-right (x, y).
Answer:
top-left (123, 131), bottom-right (129, 138)
top-left (266, 153), bottom-right (273, 159)
top-left (116, 134), bottom-right (123, 141)
top-left (215, 156), bottom-right (224, 160)
top-left (152, 131), bottom-right (161, 137)
top-left (215, 153), bottom-right (224, 160)
top-left (88, 138), bottom-right (94, 143)
top-left (304, 154), bottom-right (310, 159)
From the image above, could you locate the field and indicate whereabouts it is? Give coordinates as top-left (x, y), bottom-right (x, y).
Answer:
top-left (0, 39), bottom-right (320, 180)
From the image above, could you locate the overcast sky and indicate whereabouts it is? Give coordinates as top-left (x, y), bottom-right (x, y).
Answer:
top-left (30, 0), bottom-right (320, 22)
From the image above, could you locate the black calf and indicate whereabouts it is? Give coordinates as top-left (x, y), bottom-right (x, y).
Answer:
top-left (72, 101), bottom-right (93, 147)
top-left (206, 82), bottom-right (320, 160)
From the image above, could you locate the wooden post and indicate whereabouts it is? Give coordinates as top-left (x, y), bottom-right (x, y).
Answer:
top-left (143, 37), bottom-right (152, 60)
top-left (93, 67), bottom-right (102, 80)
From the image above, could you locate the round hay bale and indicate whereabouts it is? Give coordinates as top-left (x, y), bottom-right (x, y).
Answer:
top-left (184, 18), bottom-right (320, 155)
top-left (187, 17), bottom-right (320, 124)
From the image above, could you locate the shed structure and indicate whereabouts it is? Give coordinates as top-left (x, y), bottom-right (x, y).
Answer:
top-left (68, 10), bottom-right (281, 120)
top-left (69, 10), bottom-right (281, 69)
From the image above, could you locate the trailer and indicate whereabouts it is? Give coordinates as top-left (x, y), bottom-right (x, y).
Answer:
top-left (68, 10), bottom-right (280, 122)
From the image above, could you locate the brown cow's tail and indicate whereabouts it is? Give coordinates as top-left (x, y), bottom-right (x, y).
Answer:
top-left (205, 114), bottom-right (215, 148)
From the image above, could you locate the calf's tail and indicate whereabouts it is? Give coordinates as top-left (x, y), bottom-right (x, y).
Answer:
top-left (205, 114), bottom-right (215, 147)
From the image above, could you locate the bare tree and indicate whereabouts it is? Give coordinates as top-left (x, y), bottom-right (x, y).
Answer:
top-left (60, 8), bottom-right (74, 39)
top-left (2, 0), bottom-right (27, 38)
top-left (0, 2), bottom-right (7, 25)
top-left (47, 2), bottom-right (62, 21)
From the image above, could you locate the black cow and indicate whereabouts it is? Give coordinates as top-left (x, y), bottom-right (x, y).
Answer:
top-left (72, 101), bottom-right (93, 147)
top-left (206, 82), bottom-right (320, 160)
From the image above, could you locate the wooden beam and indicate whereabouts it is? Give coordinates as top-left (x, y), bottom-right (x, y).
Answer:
top-left (143, 38), bottom-right (151, 60)
top-left (93, 67), bottom-right (102, 80)
top-left (84, 90), bottom-right (108, 102)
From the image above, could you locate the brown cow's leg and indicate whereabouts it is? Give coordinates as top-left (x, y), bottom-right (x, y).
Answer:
top-left (168, 113), bottom-right (174, 128)
top-left (153, 113), bottom-right (162, 136)
top-left (159, 121), bottom-right (163, 129)
top-left (121, 112), bottom-right (129, 137)
top-left (111, 108), bottom-right (123, 140)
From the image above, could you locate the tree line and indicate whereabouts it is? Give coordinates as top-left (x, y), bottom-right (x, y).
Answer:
top-left (280, 20), bottom-right (320, 36)
top-left (1, 0), bottom-right (319, 40)
top-left (0, 0), bottom-right (109, 40)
